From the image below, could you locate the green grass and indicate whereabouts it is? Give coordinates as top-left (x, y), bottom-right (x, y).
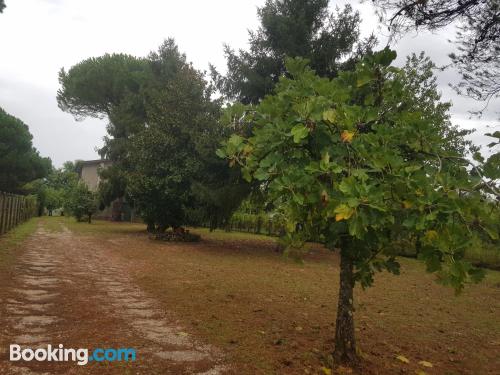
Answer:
top-left (465, 243), bottom-right (500, 270)
top-left (0, 217), bottom-right (40, 270)
top-left (41, 215), bottom-right (66, 233)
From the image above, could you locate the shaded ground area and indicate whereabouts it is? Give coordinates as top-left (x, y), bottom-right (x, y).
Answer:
top-left (1, 217), bottom-right (499, 374)
top-left (0, 219), bottom-right (226, 374)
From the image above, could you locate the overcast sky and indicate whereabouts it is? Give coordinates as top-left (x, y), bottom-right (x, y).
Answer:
top-left (0, 0), bottom-right (498, 167)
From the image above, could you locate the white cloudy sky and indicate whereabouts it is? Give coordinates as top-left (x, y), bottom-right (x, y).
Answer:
top-left (0, 0), bottom-right (498, 167)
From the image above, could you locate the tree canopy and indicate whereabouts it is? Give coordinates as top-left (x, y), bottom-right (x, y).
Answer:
top-left (0, 0), bottom-right (5, 13)
top-left (212, 0), bottom-right (377, 104)
top-left (218, 48), bottom-right (498, 363)
top-left (371, 0), bottom-right (500, 105)
top-left (0, 107), bottom-right (51, 193)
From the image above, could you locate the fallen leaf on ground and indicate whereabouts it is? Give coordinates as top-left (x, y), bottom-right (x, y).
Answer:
top-left (336, 366), bottom-right (353, 374)
top-left (396, 355), bottom-right (410, 364)
top-left (418, 360), bottom-right (433, 368)
top-left (320, 366), bottom-right (332, 375)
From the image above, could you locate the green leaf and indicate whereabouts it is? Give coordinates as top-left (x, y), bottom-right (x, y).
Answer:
top-left (228, 134), bottom-right (244, 147)
top-left (404, 165), bottom-right (421, 173)
top-left (320, 151), bottom-right (330, 171)
top-left (322, 109), bottom-right (336, 123)
top-left (291, 124), bottom-right (309, 143)
top-left (348, 214), bottom-right (365, 239)
top-left (356, 71), bottom-right (373, 87)
top-left (254, 169), bottom-right (269, 181)
top-left (242, 168), bottom-right (251, 182)
top-left (215, 148), bottom-right (226, 158)
top-left (339, 177), bottom-right (356, 196)
top-left (483, 225), bottom-right (499, 240)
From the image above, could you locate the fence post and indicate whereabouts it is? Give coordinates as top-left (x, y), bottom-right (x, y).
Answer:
top-left (0, 192), bottom-right (37, 236)
top-left (0, 193), bottom-right (4, 235)
top-left (10, 195), bottom-right (15, 231)
top-left (14, 195), bottom-right (19, 228)
top-left (14, 196), bottom-right (19, 227)
top-left (17, 196), bottom-right (22, 225)
top-left (3, 193), bottom-right (7, 234)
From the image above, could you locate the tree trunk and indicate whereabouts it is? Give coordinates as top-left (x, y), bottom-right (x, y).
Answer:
top-left (333, 248), bottom-right (358, 364)
top-left (415, 234), bottom-right (422, 257)
top-left (146, 222), bottom-right (155, 233)
top-left (88, 213), bottom-right (92, 224)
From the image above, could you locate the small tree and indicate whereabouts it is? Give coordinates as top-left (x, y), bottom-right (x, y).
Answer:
top-left (218, 49), bottom-right (498, 364)
top-left (45, 187), bottom-right (63, 216)
top-left (65, 182), bottom-right (98, 223)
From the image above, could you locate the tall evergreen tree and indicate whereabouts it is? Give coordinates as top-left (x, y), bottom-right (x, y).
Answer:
top-left (212, 0), bottom-right (376, 104)
top-left (0, 107), bottom-right (51, 193)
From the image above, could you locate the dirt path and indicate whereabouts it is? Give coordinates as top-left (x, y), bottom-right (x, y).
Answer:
top-left (0, 223), bottom-right (228, 374)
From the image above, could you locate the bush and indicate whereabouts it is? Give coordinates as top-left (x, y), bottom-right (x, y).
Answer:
top-left (150, 228), bottom-right (201, 242)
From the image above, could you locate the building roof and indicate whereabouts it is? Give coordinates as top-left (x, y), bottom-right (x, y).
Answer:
top-left (80, 159), bottom-right (113, 167)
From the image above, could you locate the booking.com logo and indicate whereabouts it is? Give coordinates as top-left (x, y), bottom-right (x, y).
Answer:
top-left (10, 344), bottom-right (136, 366)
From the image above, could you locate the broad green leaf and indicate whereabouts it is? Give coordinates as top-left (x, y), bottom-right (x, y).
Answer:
top-left (215, 148), bottom-right (226, 158)
top-left (228, 134), bottom-right (244, 147)
top-left (254, 169), bottom-right (269, 181)
top-left (320, 151), bottom-right (330, 171)
top-left (322, 109), bottom-right (336, 123)
top-left (291, 124), bottom-right (309, 143)
top-left (348, 214), bottom-right (365, 239)
top-left (356, 71), bottom-right (373, 87)
top-left (483, 225), bottom-right (499, 240)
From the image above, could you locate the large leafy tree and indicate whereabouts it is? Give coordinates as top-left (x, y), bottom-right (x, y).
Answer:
top-left (58, 40), bottom-right (248, 231)
top-left (219, 49), bottom-right (498, 364)
top-left (127, 41), bottom-right (249, 231)
top-left (0, 0), bottom-right (5, 13)
top-left (212, 0), bottom-right (376, 104)
top-left (0, 107), bottom-right (51, 193)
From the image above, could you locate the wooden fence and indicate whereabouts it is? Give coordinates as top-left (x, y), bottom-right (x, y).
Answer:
top-left (0, 192), bottom-right (37, 235)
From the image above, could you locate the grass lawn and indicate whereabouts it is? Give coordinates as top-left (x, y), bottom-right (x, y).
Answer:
top-left (0, 217), bottom-right (40, 277)
top-left (49, 217), bottom-right (500, 373)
